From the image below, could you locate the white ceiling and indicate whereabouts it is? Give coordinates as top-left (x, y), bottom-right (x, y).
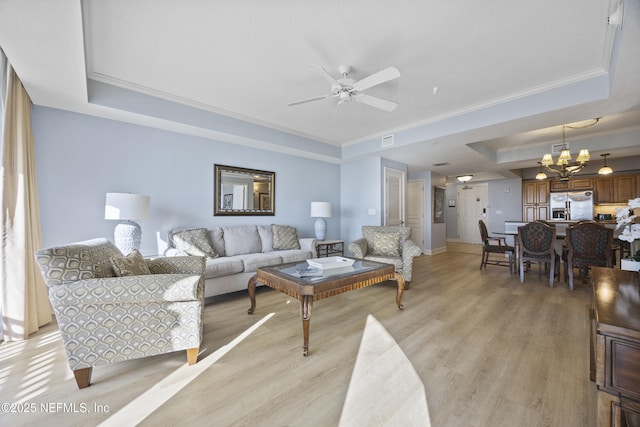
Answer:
top-left (1, 0), bottom-right (640, 182)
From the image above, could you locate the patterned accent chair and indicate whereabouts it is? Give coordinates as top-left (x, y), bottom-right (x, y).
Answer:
top-left (517, 222), bottom-right (557, 287)
top-left (34, 238), bottom-right (205, 389)
top-left (348, 226), bottom-right (422, 287)
top-left (564, 221), bottom-right (613, 290)
top-left (478, 220), bottom-right (514, 273)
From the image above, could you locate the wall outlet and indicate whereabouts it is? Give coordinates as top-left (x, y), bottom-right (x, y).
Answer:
top-left (368, 208), bottom-right (376, 215)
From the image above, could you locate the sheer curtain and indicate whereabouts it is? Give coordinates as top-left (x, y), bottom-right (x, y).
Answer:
top-left (0, 49), bottom-right (51, 341)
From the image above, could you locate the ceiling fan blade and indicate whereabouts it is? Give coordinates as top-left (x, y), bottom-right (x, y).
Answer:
top-left (309, 64), bottom-right (340, 86)
top-left (288, 95), bottom-right (330, 107)
top-left (355, 94), bottom-right (398, 112)
top-left (353, 67), bottom-right (400, 91)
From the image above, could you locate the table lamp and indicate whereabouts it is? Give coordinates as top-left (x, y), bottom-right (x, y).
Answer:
top-left (310, 201), bottom-right (332, 241)
top-left (105, 192), bottom-right (150, 255)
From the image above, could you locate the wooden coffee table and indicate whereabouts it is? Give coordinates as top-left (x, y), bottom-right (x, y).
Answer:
top-left (247, 258), bottom-right (405, 356)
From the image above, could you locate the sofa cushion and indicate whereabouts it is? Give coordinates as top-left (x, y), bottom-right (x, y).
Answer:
top-left (276, 249), bottom-right (313, 264)
top-left (272, 225), bottom-right (300, 250)
top-left (110, 249), bottom-right (151, 277)
top-left (222, 225), bottom-right (261, 256)
top-left (257, 225), bottom-right (274, 253)
top-left (203, 257), bottom-right (245, 279)
top-left (371, 231), bottom-right (401, 257)
top-left (234, 253), bottom-right (283, 273)
top-left (208, 227), bottom-right (226, 258)
top-left (171, 228), bottom-right (218, 258)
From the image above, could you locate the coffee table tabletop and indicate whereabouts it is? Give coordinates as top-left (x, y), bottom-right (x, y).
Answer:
top-left (247, 258), bottom-right (404, 355)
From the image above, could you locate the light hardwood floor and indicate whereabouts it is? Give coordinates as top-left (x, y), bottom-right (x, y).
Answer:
top-left (0, 249), bottom-right (596, 426)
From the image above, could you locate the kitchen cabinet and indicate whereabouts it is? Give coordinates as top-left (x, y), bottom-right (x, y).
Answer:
top-left (594, 174), bottom-right (638, 203)
top-left (614, 175), bottom-right (636, 203)
top-left (550, 178), bottom-right (593, 191)
top-left (522, 180), bottom-right (549, 221)
top-left (595, 177), bottom-right (614, 204)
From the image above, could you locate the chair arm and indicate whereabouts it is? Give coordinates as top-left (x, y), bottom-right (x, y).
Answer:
top-left (402, 239), bottom-right (422, 261)
top-left (299, 238), bottom-right (318, 258)
top-left (348, 238), bottom-right (368, 259)
top-left (487, 236), bottom-right (507, 246)
top-left (48, 274), bottom-right (203, 307)
top-left (147, 256), bottom-right (205, 275)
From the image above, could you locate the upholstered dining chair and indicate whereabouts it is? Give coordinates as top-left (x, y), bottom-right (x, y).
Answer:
top-left (35, 238), bottom-right (205, 389)
top-left (517, 222), bottom-right (557, 287)
top-left (564, 221), bottom-right (613, 290)
top-left (478, 220), bottom-right (514, 273)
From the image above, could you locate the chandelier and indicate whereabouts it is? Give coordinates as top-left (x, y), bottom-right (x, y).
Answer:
top-left (536, 120), bottom-right (599, 181)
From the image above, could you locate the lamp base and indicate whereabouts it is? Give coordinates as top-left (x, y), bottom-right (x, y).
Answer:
top-left (314, 218), bottom-right (327, 241)
top-left (113, 220), bottom-right (141, 255)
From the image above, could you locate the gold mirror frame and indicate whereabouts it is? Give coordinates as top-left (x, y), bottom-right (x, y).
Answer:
top-left (214, 164), bottom-right (275, 216)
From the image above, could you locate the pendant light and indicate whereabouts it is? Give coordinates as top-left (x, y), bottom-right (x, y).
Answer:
top-left (535, 162), bottom-right (547, 180)
top-left (598, 153), bottom-right (613, 175)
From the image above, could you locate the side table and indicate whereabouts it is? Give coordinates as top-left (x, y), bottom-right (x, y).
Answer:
top-left (316, 240), bottom-right (344, 258)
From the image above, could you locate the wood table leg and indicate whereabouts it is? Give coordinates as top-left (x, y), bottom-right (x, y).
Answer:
top-left (247, 275), bottom-right (257, 314)
top-left (395, 273), bottom-right (405, 310)
top-left (300, 295), bottom-right (313, 356)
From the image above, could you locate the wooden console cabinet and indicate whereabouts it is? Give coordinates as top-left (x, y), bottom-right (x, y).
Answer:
top-left (591, 268), bottom-right (640, 426)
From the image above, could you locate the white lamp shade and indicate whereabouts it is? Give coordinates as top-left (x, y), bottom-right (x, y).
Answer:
top-left (105, 193), bottom-right (150, 220)
top-left (310, 202), bottom-right (332, 218)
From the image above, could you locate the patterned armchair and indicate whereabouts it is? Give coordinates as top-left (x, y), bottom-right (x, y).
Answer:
top-left (564, 221), bottom-right (613, 290)
top-left (35, 238), bottom-right (205, 389)
top-left (348, 226), bottom-right (422, 287)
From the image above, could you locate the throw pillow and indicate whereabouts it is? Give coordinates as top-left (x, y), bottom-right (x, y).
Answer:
top-left (111, 250), bottom-right (151, 277)
top-left (272, 225), bottom-right (300, 250)
top-left (372, 232), bottom-right (401, 257)
top-left (171, 228), bottom-right (218, 258)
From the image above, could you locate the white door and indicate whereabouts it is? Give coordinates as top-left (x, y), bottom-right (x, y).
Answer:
top-left (457, 183), bottom-right (488, 244)
top-left (384, 167), bottom-right (405, 226)
top-left (407, 179), bottom-right (425, 251)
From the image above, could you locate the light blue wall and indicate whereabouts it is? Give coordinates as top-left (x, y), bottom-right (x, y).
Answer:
top-left (32, 107), bottom-right (341, 255)
top-left (341, 156), bottom-right (382, 251)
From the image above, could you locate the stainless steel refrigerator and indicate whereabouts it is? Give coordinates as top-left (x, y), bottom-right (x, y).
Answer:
top-left (550, 191), bottom-right (594, 221)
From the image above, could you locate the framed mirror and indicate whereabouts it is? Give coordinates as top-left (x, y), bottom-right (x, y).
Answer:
top-left (214, 164), bottom-right (275, 216)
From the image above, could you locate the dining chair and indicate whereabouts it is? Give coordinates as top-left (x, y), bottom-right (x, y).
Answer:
top-left (478, 220), bottom-right (514, 273)
top-left (517, 221), bottom-right (557, 287)
top-left (564, 221), bottom-right (613, 290)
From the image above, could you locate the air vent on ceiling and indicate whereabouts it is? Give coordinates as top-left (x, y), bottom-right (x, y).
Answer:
top-left (551, 142), bottom-right (568, 155)
top-left (432, 162), bottom-right (451, 167)
top-left (381, 135), bottom-right (394, 147)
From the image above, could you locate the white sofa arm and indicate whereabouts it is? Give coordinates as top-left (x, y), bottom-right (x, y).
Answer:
top-left (299, 237), bottom-right (318, 258)
top-left (164, 248), bottom-right (187, 257)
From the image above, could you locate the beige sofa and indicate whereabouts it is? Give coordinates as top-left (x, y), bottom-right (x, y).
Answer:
top-left (166, 225), bottom-right (316, 298)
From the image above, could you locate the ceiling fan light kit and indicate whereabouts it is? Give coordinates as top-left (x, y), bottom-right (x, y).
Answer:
top-left (288, 64), bottom-right (400, 112)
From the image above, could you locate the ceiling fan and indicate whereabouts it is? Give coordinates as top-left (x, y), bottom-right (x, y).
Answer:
top-left (288, 65), bottom-right (400, 112)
